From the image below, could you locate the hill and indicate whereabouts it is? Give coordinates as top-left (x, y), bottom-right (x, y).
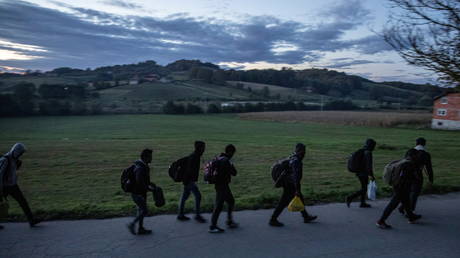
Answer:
top-left (0, 59), bottom-right (444, 116)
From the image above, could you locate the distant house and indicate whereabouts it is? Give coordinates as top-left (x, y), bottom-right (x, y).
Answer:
top-left (143, 74), bottom-right (160, 82)
top-left (129, 76), bottom-right (139, 85)
top-left (432, 92), bottom-right (460, 130)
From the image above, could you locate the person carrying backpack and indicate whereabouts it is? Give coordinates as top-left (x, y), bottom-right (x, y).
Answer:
top-left (177, 141), bottom-right (206, 223)
top-left (209, 144), bottom-right (238, 233)
top-left (127, 148), bottom-right (156, 235)
top-left (0, 143), bottom-right (41, 229)
top-left (376, 149), bottom-right (422, 229)
top-left (398, 137), bottom-right (434, 215)
top-left (269, 143), bottom-right (317, 227)
top-left (346, 139), bottom-right (376, 208)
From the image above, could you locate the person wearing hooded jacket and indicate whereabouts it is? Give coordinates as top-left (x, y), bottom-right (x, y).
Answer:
top-left (0, 143), bottom-right (40, 229)
top-left (127, 148), bottom-right (155, 235)
top-left (346, 139), bottom-right (376, 208)
top-left (269, 143), bottom-right (317, 227)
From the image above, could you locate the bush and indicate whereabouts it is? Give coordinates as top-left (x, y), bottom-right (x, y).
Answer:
top-left (207, 103), bottom-right (221, 113)
top-left (163, 101), bottom-right (185, 114)
top-left (185, 103), bottom-right (203, 114)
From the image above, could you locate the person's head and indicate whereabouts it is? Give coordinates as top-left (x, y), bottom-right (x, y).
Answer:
top-left (8, 143), bottom-right (26, 160)
top-left (416, 137), bottom-right (426, 146)
top-left (365, 139), bottom-right (376, 151)
top-left (295, 143), bottom-right (306, 160)
top-left (225, 144), bottom-right (236, 158)
top-left (140, 148), bottom-right (153, 164)
top-left (194, 141), bottom-right (206, 156)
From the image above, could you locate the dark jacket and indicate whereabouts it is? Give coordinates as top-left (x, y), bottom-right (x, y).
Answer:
top-left (182, 152), bottom-right (201, 184)
top-left (417, 150), bottom-right (434, 183)
top-left (215, 153), bottom-right (237, 185)
top-left (395, 159), bottom-right (418, 190)
top-left (357, 143), bottom-right (374, 177)
top-left (286, 154), bottom-right (303, 190)
top-left (132, 160), bottom-right (152, 195)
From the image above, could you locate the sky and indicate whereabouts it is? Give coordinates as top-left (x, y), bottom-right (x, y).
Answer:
top-left (0, 0), bottom-right (438, 84)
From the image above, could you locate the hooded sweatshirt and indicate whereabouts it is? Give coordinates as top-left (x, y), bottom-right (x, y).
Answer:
top-left (0, 143), bottom-right (26, 188)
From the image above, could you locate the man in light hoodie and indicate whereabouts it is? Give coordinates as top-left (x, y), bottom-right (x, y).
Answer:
top-left (0, 143), bottom-right (41, 229)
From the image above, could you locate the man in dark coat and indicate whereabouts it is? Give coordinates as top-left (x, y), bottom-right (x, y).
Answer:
top-left (346, 139), bottom-right (376, 208)
top-left (209, 144), bottom-right (238, 233)
top-left (127, 148), bottom-right (155, 235)
top-left (398, 137), bottom-right (434, 214)
top-left (0, 143), bottom-right (41, 229)
top-left (377, 149), bottom-right (422, 229)
top-left (269, 143), bottom-right (317, 227)
top-left (177, 141), bottom-right (206, 223)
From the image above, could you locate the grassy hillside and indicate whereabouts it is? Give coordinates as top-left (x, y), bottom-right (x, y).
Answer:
top-left (0, 114), bottom-right (458, 221)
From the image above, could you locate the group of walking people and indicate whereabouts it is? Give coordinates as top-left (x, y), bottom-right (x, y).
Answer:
top-left (0, 137), bottom-right (433, 234)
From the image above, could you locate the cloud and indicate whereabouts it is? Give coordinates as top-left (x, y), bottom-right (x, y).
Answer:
top-left (100, 0), bottom-right (141, 9)
top-left (0, 1), bottom-right (393, 71)
top-left (324, 58), bottom-right (394, 69)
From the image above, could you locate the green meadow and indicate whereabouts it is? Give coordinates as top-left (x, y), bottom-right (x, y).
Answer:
top-left (0, 114), bottom-right (459, 221)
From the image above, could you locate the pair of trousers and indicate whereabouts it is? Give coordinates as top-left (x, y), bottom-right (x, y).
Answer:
top-left (271, 186), bottom-right (308, 219)
top-left (348, 176), bottom-right (369, 204)
top-left (131, 194), bottom-right (148, 228)
top-left (211, 184), bottom-right (234, 226)
top-left (380, 187), bottom-right (414, 221)
top-left (399, 180), bottom-right (423, 212)
top-left (3, 185), bottom-right (34, 223)
top-left (178, 182), bottom-right (202, 215)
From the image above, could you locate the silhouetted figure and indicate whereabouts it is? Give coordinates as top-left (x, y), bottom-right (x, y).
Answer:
top-left (377, 149), bottom-right (422, 229)
top-left (127, 149), bottom-right (155, 235)
top-left (269, 143), bottom-right (317, 227)
top-left (0, 143), bottom-right (41, 228)
top-left (398, 137), bottom-right (434, 214)
top-left (177, 141), bottom-right (206, 223)
top-left (346, 139), bottom-right (376, 208)
top-left (209, 144), bottom-right (238, 233)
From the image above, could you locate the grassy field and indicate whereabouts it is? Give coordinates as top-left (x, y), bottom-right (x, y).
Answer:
top-left (0, 114), bottom-right (459, 221)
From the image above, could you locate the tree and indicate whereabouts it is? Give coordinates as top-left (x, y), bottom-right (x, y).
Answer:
top-left (14, 82), bottom-right (36, 115)
top-left (384, 0), bottom-right (460, 86)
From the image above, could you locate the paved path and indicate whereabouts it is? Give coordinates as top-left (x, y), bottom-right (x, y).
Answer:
top-left (1, 193), bottom-right (460, 258)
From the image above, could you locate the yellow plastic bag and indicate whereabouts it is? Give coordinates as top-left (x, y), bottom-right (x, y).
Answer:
top-left (0, 199), bottom-right (9, 218)
top-left (287, 196), bottom-right (304, 212)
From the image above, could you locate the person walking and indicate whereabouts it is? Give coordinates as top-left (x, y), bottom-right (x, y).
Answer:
top-left (269, 143), bottom-right (317, 227)
top-left (398, 137), bottom-right (434, 214)
top-left (127, 148), bottom-right (155, 235)
top-left (209, 144), bottom-right (238, 233)
top-left (0, 143), bottom-right (41, 229)
top-left (346, 139), bottom-right (376, 208)
top-left (177, 141), bottom-right (206, 223)
top-left (377, 149), bottom-right (422, 229)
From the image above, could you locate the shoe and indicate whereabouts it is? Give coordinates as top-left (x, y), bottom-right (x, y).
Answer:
top-left (360, 203), bottom-right (372, 208)
top-left (269, 219), bottom-right (284, 227)
top-left (127, 223), bottom-right (136, 235)
top-left (194, 215), bottom-right (207, 223)
top-left (303, 215), bottom-right (317, 223)
top-left (0, 225), bottom-right (4, 230)
top-left (177, 215), bottom-right (191, 221)
top-left (226, 220), bottom-right (239, 229)
top-left (398, 206), bottom-right (405, 215)
top-left (209, 225), bottom-right (225, 233)
top-left (137, 227), bottom-right (152, 235)
top-left (346, 196), bottom-right (352, 208)
top-left (29, 219), bottom-right (42, 227)
top-left (376, 220), bottom-right (392, 229)
top-left (408, 214), bottom-right (422, 224)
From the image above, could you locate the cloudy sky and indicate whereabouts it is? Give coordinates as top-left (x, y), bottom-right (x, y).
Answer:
top-left (0, 0), bottom-right (437, 83)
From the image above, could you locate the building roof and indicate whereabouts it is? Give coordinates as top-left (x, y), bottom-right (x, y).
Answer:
top-left (433, 90), bottom-right (459, 100)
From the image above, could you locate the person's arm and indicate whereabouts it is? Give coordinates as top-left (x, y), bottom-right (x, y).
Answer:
top-left (425, 152), bottom-right (434, 183)
top-left (290, 159), bottom-right (301, 195)
top-left (365, 151), bottom-right (375, 180)
top-left (135, 166), bottom-right (149, 192)
top-left (228, 161), bottom-right (237, 176)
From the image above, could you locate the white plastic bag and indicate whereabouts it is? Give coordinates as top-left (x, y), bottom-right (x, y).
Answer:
top-left (367, 180), bottom-right (377, 201)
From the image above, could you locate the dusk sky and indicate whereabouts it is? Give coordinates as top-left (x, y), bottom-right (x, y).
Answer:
top-left (0, 0), bottom-right (438, 84)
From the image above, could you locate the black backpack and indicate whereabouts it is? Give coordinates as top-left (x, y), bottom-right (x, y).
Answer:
top-left (203, 157), bottom-right (222, 184)
top-left (271, 158), bottom-right (291, 188)
top-left (168, 157), bottom-right (188, 182)
top-left (152, 186), bottom-right (165, 207)
top-left (347, 149), bottom-right (365, 173)
top-left (120, 164), bottom-right (135, 193)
